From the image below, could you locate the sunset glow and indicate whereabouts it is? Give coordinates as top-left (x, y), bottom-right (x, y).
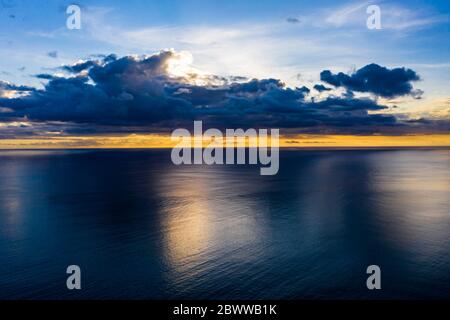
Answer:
top-left (1, 134), bottom-right (449, 149)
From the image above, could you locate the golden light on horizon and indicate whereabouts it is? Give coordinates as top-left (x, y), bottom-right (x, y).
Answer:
top-left (0, 133), bottom-right (449, 149)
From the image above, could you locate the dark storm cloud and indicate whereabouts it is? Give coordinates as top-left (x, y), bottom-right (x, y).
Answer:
top-left (62, 59), bottom-right (103, 73)
top-left (0, 80), bottom-right (35, 93)
top-left (314, 84), bottom-right (332, 92)
top-left (0, 51), bottom-right (432, 135)
top-left (35, 73), bottom-right (55, 80)
top-left (320, 63), bottom-right (421, 98)
top-left (297, 86), bottom-right (310, 95)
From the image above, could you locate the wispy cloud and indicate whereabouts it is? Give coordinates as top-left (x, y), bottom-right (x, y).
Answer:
top-left (320, 1), bottom-right (448, 30)
top-left (79, 7), bottom-right (379, 87)
top-left (325, 1), bottom-right (370, 27)
top-left (381, 5), bottom-right (449, 30)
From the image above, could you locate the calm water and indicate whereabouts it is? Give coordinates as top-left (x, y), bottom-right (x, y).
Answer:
top-left (0, 149), bottom-right (449, 299)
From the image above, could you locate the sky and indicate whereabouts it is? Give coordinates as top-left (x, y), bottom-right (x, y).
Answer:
top-left (0, 0), bottom-right (449, 148)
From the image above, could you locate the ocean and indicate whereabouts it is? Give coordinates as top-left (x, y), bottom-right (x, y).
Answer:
top-left (0, 148), bottom-right (449, 299)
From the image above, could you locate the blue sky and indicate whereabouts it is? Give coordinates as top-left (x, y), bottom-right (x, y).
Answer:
top-left (0, 0), bottom-right (449, 140)
top-left (2, 0), bottom-right (450, 83)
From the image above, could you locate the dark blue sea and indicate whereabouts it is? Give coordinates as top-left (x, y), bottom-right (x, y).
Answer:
top-left (0, 149), bottom-right (449, 299)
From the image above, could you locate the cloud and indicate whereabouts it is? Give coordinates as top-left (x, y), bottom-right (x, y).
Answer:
top-left (61, 58), bottom-right (107, 73)
top-left (325, 1), bottom-right (369, 27)
top-left (323, 1), bottom-right (449, 30)
top-left (80, 7), bottom-right (372, 85)
top-left (47, 51), bottom-right (58, 59)
top-left (320, 64), bottom-right (421, 98)
top-left (314, 84), bottom-right (332, 92)
top-left (380, 5), bottom-right (450, 30)
top-left (286, 17), bottom-right (300, 24)
top-left (0, 50), bottom-right (443, 135)
top-left (0, 80), bottom-right (33, 91)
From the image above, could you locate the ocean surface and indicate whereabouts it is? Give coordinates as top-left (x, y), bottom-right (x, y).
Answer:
top-left (0, 148), bottom-right (449, 300)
